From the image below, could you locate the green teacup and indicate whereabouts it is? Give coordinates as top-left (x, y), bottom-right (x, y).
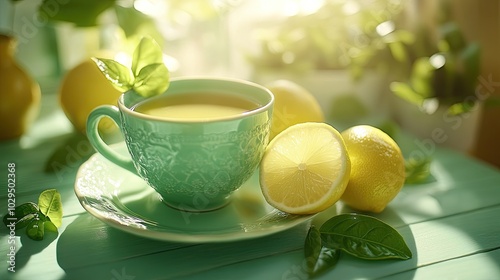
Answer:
top-left (86, 77), bottom-right (274, 212)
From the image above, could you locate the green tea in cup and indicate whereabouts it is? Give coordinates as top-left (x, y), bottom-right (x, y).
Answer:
top-left (132, 92), bottom-right (260, 121)
top-left (86, 77), bottom-right (274, 212)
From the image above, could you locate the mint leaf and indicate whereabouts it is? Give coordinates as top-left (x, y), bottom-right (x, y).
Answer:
top-left (44, 220), bottom-right (58, 233)
top-left (304, 226), bottom-right (340, 277)
top-left (92, 57), bottom-right (134, 92)
top-left (3, 202), bottom-right (38, 229)
top-left (132, 36), bottom-right (164, 76)
top-left (320, 213), bottom-right (412, 260)
top-left (26, 218), bottom-right (45, 241)
top-left (133, 63), bottom-right (170, 97)
top-left (93, 37), bottom-right (170, 98)
top-left (38, 189), bottom-right (63, 228)
top-left (405, 157), bottom-right (432, 184)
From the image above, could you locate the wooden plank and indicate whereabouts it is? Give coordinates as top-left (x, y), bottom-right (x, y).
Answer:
top-left (178, 205), bottom-right (500, 280)
top-left (382, 248), bottom-right (500, 280)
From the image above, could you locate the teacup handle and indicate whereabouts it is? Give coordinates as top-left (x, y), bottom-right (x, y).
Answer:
top-left (86, 105), bottom-right (136, 173)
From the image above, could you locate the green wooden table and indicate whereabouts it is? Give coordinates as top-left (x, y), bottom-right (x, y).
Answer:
top-left (1, 91), bottom-right (500, 280)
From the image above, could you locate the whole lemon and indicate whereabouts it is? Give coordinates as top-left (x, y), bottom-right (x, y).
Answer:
top-left (341, 125), bottom-right (405, 213)
top-left (265, 80), bottom-right (324, 139)
top-left (59, 58), bottom-right (122, 134)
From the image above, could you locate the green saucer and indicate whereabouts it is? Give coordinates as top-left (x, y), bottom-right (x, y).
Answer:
top-left (74, 143), bottom-right (314, 243)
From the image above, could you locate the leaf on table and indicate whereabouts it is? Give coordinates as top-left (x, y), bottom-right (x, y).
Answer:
top-left (44, 220), bottom-right (59, 233)
top-left (305, 226), bottom-right (340, 277)
top-left (3, 202), bottom-right (38, 228)
top-left (26, 219), bottom-right (45, 241)
top-left (38, 189), bottom-right (63, 228)
top-left (320, 213), bottom-right (412, 260)
top-left (405, 157), bottom-right (432, 184)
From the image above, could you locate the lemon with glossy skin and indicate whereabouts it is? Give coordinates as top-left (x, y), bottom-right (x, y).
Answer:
top-left (260, 122), bottom-right (351, 214)
top-left (340, 125), bottom-right (405, 213)
top-left (59, 58), bottom-right (122, 134)
top-left (265, 80), bottom-right (324, 140)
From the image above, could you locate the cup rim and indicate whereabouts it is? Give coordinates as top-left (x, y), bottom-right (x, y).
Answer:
top-left (118, 76), bottom-right (274, 123)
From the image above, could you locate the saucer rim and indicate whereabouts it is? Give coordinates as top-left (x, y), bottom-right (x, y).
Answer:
top-left (74, 145), bottom-right (314, 243)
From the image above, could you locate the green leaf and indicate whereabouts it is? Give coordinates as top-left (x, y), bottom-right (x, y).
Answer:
top-left (447, 101), bottom-right (477, 116)
top-left (26, 218), bottom-right (45, 241)
top-left (320, 213), bottom-right (412, 260)
top-left (38, 0), bottom-right (116, 27)
top-left (15, 213), bottom-right (38, 230)
top-left (411, 58), bottom-right (435, 98)
top-left (133, 63), bottom-right (170, 97)
top-left (388, 41), bottom-right (407, 63)
top-left (305, 226), bottom-right (340, 277)
top-left (114, 6), bottom-right (153, 38)
top-left (461, 43), bottom-right (481, 94)
top-left (132, 36), bottom-right (164, 77)
top-left (390, 82), bottom-right (424, 106)
top-left (3, 202), bottom-right (38, 229)
top-left (405, 157), bottom-right (432, 184)
top-left (92, 57), bottom-right (134, 92)
top-left (44, 220), bottom-right (58, 233)
top-left (38, 189), bottom-right (63, 228)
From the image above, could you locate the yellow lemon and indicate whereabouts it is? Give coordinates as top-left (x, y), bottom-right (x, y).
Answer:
top-left (59, 58), bottom-right (122, 134)
top-left (340, 125), bottom-right (405, 213)
top-left (260, 122), bottom-right (351, 214)
top-left (265, 80), bottom-right (324, 140)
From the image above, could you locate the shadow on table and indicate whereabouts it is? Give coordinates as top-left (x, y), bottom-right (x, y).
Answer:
top-left (56, 214), bottom-right (309, 280)
top-left (0, 226), bottom-right (58, 272)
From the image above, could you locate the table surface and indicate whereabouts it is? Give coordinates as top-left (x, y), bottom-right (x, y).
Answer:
top-left (1, 91), bottom-right (500, 280)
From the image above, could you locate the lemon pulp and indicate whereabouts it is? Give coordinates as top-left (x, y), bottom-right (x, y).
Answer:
top-left (260, 122), bottom-right (350, 214)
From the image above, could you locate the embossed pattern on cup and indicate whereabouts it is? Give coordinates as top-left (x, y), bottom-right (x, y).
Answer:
top-left (87, 78), bottom-right (274, 212)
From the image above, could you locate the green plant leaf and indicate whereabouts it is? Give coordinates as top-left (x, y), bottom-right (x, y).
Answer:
top-left (114, 6), bottom-right (153, 38)
top-left (390, 82), bottom-right (424, 106)
top-left (38, 189), bottom-right (63, 228)
top-left (411, 57), bottom-right (435, 98)
top-left (405, 157), bottom-right (432, 184)
top-left (388, 41), bottom-right (407, 63)
top-left (38, 0), bottom-right (116, 27)
top-left (92, 57), bottom-right (134, 92)
top-left (461, 43), bottom-right (481, 94)
top-left (447, 101), bottom-right (477, 116)
top-left (132, 36), bottom-right (164, 77)
top-left (3, 202), bottom-right (38, 229)
top-left (305, 226), bottom-right (340, 277)
top-left (133, 63), bottom-right (170, 97)
top-left (26, 218), bottom-right (45, 241)
top-left (44, 220), bottom-right (58, 233)
top-left (440, 22), bottom-right (467, 53)
top-left (320, 213), bottom-right (412, 260)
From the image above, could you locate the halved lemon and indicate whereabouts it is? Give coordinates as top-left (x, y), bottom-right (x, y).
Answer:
top-left (259, 122), bottom-right (351, 214)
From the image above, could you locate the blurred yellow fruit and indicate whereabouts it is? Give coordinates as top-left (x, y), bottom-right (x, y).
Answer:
top-left (0, 34), bottom-right (41, 141)
top-left (265, 80), bottom-right (324, 139)
top-left (340, 125), bottom-right (406, 213)
top-left (260, 122), bottom-right (351, 214)
top-left (59, 58), bottom-right (122, 134)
